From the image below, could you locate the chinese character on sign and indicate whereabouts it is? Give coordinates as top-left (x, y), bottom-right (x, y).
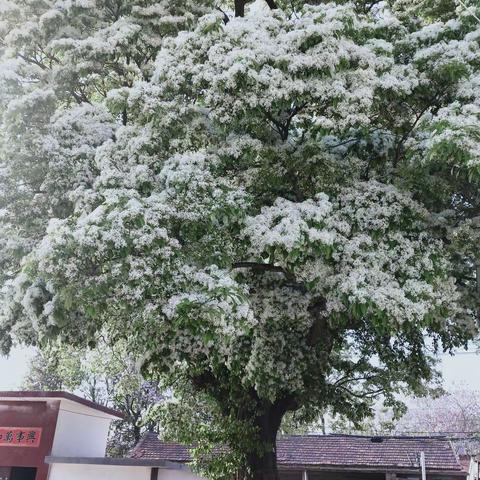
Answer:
top-left (0, 427), bottom-right (42, 447)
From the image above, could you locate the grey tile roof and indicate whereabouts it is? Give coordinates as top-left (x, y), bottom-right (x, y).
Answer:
top-left (130, 433), bottom-right (463, 472)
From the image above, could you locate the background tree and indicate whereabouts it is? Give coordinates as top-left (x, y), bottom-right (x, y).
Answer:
top-left (21, 341), bottom-right (163, 456)
top-left (327, 387), bottom-right (480, 442)
top-left (22, 349), bottom-right (64, 391)
top-left (397, 388), bottom-right (480, 437)
top-left (1, 1), bottom-right (480, 479)
top-left (328, 407), bottom-right (398, 436)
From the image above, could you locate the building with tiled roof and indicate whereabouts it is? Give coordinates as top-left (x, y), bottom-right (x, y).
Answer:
top-left (0, 390), bottom-right (470, 480)
top-left (131, 433), bottom-right (468, 480)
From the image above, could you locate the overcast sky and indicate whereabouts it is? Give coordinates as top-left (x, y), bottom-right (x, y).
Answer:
top-left (0, 346), bottom-right (479, 392)
top-left (0, 347), bottom-right (35, 390)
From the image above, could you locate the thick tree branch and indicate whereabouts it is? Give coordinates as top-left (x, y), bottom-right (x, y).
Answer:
top-left (235, 0), bottom-right (246, 17)
top-left (235, 0), bottom-right (278, 17)
top-left (336, 385), bottom-right (386, 399)
top-left (332, 373), bottom-right (380, 388)
top-left (263, 103), bottom-right (308, 141)
top-left (363, 0), bottom-right (383, 13)
top-left (191, 371), bottom-right (217, 391)
top-left (393, 90), bottom-right (447, 167)
top-left (17, 53), bottom-right (49, 71)
top-left (233, 261), bottom-right (307, 291)
top-left (307, 297), bottom-right (328, 347)
top-left (232, 261), bottom-right (288, 275)
top-left (265, 0), bottom-right (279, 9)
top-left (233, 262), bottom-right (311, 293)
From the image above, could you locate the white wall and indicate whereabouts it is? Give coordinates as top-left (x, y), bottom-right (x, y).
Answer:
top-left (50, 407), bottom-right (111, 457)
top-left (468, 459), bottom-right (478, 480)
top-left (48, 464), bottom-right (151, 480)
top-left (157, 468), bottom-right (203, 480)
top-left (48, 464), bottom-right (203, 480)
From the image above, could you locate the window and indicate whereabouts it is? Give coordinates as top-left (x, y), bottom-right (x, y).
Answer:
top-left (10, 467), bottom-right (37, 480)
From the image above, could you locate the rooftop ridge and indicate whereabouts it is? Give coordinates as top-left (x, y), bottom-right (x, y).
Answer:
top-left (129, 433), bottom-right (463, 472)
top-left (279, 434), bottom-right (451, 440)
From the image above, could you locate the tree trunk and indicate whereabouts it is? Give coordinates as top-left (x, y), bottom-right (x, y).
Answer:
top-left (133, 423), bottom-right (142, 445)
top-left (234, 0), bottom-right (278, 18)
top-left (245, 400), bottom-right (290, 480)
top-left (235, 0), bottom-right (246, 17)
top-left (247, 450), bottom-right (278, 480)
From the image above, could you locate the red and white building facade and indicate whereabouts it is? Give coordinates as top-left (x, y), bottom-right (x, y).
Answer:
top-left (0, 391), bottom-right (189, 480)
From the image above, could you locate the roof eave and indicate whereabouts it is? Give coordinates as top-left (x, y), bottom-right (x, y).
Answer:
top-left (45, 456), bottom-right (189, 470)
top-left (0, 391), bottom-right (124, 419)
top-left (279, 465), bottom-right (467, 476)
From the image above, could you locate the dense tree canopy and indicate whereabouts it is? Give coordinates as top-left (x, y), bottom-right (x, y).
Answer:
top-left (1, 0), bottom-right (480, 478)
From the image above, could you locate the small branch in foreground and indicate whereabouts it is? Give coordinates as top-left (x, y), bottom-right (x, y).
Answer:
top-left (216, 6), bottom-right (230, 24)
top-left (458, 0), bottom-right (480, 24)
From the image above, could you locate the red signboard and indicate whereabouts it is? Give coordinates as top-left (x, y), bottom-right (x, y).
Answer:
top-left (0, 428), bottom-right (42, 447)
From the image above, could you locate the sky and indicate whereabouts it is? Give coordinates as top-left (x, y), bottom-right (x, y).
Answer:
top-left (440, 351), bottom-right (480, 389)
top-left (0, 346), bottom-right (479, 392)
top-left (0, 347), bottom-right (35, 390)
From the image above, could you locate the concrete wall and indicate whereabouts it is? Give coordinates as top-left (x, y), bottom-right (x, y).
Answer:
top-left (157, 468), bottom-right (203, 480)
top-left (48, 464), bottom-right (151, 480)
top-left (50, 406), bottom-right (111, 457)
top-left (48, 464), bottom-right (204, 480)
top-left (467, 459), bottom-right (478, 480)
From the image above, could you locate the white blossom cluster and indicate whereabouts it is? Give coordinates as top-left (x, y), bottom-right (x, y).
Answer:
top-left (245, 182), bottom-right (460, 329)
top-left (0, 0), bottom-right (479, 410)
top-left (153, 3), bottom-right (392, 131)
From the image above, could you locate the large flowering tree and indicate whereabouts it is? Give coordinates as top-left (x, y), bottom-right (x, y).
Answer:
top-left (1, 0), bottom-right (480, 478)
